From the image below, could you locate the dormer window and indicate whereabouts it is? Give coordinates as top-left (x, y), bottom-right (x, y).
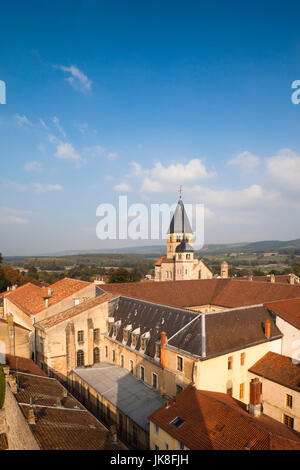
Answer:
top-left (123, 325), bottom-right (132, 343)
top-left (113, 320), bottom-right (121, 337)
top-left (140, 331), bottom-right (150, 351)
top-left (106, 317), bottom-right (114, 332)
top-left (131, 328), bottom-right (140, 348)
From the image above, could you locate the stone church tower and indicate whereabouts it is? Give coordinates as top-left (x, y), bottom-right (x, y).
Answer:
top-left (154, 194), bottom-right (213, 282)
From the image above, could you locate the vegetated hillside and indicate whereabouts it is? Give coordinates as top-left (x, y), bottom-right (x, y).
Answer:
top-left (197, 239), bottom-right (300, 255)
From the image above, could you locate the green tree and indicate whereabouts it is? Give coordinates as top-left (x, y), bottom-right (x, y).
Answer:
top-left (108, 267), bottom-right (139, 283)
top-left (291, 262), bottom-right (300, 277)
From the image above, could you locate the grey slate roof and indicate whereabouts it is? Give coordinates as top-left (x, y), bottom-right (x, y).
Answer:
top-left (168, 198), bottom-right (193, 234)
top-left (108, 296), bottom-right (197, 358)
top-left (73, 363), bottom-right (165, 432)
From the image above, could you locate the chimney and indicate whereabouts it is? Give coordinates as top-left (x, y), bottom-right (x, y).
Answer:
top-left (248, 275), bottom-right (253, 281)
top-left (48, 288), bottom-right (52, 297)
top-left (289, 274), bottom-right (295, 285)
top-left (270, 274), bottom-right (275, 283)
top-left (165, 400), bottom-right (170, 409)
top-left (55, 397), bottom-right (62, 407)
top-left (201, 314), bottom-right (206, 358)
top-left (45, 298), bottom-right (49, 309)
top-left (27, 407), bottom-right (36, 425)
top-left (249, 378), bottom-right (262, 417)
top-left (265, 319), bottom-right (271, 339)
top-left (160, 331), bottom-right (167, 368)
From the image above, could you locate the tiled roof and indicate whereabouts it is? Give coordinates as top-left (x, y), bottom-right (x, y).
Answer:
top-left (100, 278), bottom-right (300, 310)
top-left (4, 278), bottom-right (91, 316)
top-left (4, 355), bottom-right (48, 376)
top-left (13, 371), bottom-right (125, 450)
top-left (237, 275), bottom-right (300, 285)
top-left (155, 256), bottom-right (166, 266)
top-left (107, 296), bottom-right (197, 359)
top-left (36, 292), bottom-right (116, 329)
top-left (149, 387), bottom-right (300, 450)
top-left (249, 352), bottom-right (300, 392)
top-left (264, 298), bottom-right (300, 330)
top-left (168, 305), bottom-right (281, 358)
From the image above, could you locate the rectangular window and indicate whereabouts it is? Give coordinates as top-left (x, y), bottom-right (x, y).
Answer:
top-left (112, 350), bottom-right (116, 362)
top-left (154, 424), bottom-right (159, 435)
top-left (228, 356), bottom-right (233, 370)
top-left (239, 383), bottom-right (245, 399)
top-left (240, 352), bottom-right (245, 366)
top-left (93, 328), bottom-right (100, 342)
top-left (154, 444), bottom-right (159, 451)
top-left (178, 441), bottom-right (184, 450)
top-left (152, 373), bottom-right (158, 389)
top-left (105, 346), bottom-right (108, 358)
top-left (140, 366), bottom-right (145, 381)
top-left (177, 356), bottom-right (183, 372)
top-left (132, 425), bottom-right (138, 446)
top-left (155, 343), bottom-right (161, 357)
top-left (165, 443), bottom-right (169, 450)
top-left (120, 355), bottom-right (124, 368)
top-left (130, 360), bottom-right (134, 374)
top-left (77, 330), bottom-right (84, 343)
top-left (286, 394), bottom-right (293, 409)
top-left (283, 414), bottom-right (294, 429)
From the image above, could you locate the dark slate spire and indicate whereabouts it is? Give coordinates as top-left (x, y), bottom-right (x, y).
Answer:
top-left (168, 196), bottom-right (193, 234)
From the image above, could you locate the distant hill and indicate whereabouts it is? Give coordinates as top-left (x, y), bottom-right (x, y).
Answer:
top-left (3, 238), bottom-right (300, 262)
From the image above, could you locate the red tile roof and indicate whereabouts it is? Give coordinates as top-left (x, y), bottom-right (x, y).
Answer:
top-left (149, 387), bottom-right (300, 450)
top-left (36, 292), bottom-right (117, 329)
top-left (249, 352), bottom-right (300, 392)
top-left (4, 355), bottom-right (47, 376)
top-left (100, 278), bottom-right (300, 310)
top-left (4, 278), bottom-right (91, 316)
top-left (264, 298), bottom-right (300, 330)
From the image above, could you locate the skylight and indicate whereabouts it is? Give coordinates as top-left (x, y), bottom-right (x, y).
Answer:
top-left (170, 417), bottom-right (185, 429)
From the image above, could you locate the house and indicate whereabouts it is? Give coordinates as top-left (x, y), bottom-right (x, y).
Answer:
top-left (249, 352), bottom-right (300, 432)
top-left (148, 385), bottom-right (300, 450)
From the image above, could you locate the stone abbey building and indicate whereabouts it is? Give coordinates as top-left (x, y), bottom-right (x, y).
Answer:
top-left (154, 195), bottom-right (213, 281)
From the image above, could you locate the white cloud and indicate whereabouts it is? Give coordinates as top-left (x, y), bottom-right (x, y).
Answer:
top-left (39, 118), bottom-right (49, 130)
top-left (150, 159), bottom-right (215, 183)
top-left (24, 161), bottom-right (43, 172)
top-left (228, 151), bottom-right (260, 174)
top-left (107, 152), bottom-right (119, 160)
top-left (4, 180), bottom-right (28, 191)
top-left (114, 183), bottom-right (132, 192)
top-left (52, 116), bottom-right (66, 138)
top-left (54, 65), bottom-right (92, 94)
top-left (33, 183), bottom-right (63, 193)
top-left (55, 142), bottom-right (84, 164)
top-left (266, 148), bottom-right (300, 193)
top-left (84, 145), bottom-right (105, 159)
top-left (14, 114), bottom-right (32, 127)
top-left (140, 177), bottom-right (164, 193)
top-left (0, 207), bottom-right (32, 225)
top-left (127, 161), bottom-right (145, 177)
top-left (75, 122), bottom-right (89, 134)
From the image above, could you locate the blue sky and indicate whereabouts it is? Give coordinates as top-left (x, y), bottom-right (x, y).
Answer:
top-left (1, 0), bottom-right (300, 255)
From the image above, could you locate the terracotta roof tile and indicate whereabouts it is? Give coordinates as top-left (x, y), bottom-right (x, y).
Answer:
top-left (249, 352), bottom-right (300, 392)
top-left (36, 292), bottom-right (117, 329)
top-left (265, 298), bottom-right (300, 330)
top-left (100, 278), bottom-right (300, 310)
top-left (149, 387), bottom-right (300, 450)
top-left (4, 355), bottom-right (48, 376)
top-left (4, 278), bottom-right (91, 316)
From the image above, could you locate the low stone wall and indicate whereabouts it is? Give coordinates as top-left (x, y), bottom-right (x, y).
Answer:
top-left (1, 382), bottom-right (39, 450)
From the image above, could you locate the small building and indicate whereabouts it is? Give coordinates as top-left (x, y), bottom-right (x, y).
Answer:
top-left (148, 385), bottom-right (300, 450)
top-left (70, 362), bottom-right (166, 449)
top-left (249, 351), bottom-right (300, 432)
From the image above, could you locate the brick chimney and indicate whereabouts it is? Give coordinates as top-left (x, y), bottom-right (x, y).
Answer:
top-left (27, 407), bottom-right (36, 425)
top-left (249, 378), bottom-right (262, 417)
top-left (265, 319), bottom-right (271, 339)
top-left (160, 331), bottom-right (167, 368)
top-left (270, 274), bottom-right (275, 283)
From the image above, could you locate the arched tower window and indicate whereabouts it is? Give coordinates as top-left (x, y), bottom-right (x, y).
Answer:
top-left (77, 350), bottom-right (84, 367)
top-left (93, 347), bottom-right (100, 364)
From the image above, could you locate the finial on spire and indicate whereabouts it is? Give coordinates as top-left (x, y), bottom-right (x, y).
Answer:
top-left (178, 185), bottom-right (183, 200)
